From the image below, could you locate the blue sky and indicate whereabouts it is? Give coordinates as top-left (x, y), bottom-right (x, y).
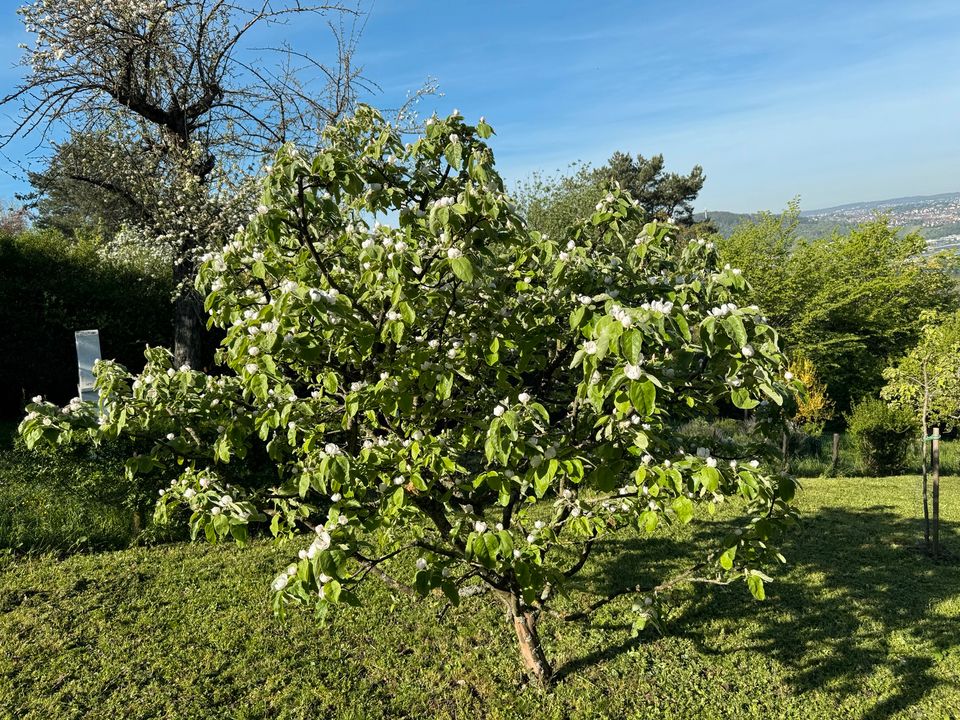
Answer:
top-left (1, 0), bottom-right (959, 212)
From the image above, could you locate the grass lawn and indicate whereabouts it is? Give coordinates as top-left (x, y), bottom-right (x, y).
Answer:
top-left (1, 476), bottom-right (959, 719)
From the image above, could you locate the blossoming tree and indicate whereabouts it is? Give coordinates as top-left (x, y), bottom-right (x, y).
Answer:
top-left (21, 106), bottom-right (798, 685)
top-left (5, 0), bottom-right (362, 367)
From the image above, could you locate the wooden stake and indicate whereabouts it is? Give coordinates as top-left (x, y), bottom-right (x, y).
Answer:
top-left (932, 426), bottom-right (941, 560)
top-left (831, 432), bottom-right (840, 475)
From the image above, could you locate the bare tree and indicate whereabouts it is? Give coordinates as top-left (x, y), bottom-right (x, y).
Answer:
top-left (4, 0), bottom-right (367, 367)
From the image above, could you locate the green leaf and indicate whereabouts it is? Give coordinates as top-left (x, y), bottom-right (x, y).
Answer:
top-left (450, 256), bottom-right (473, 282)
top-left (229, 523), bottom-right (249, 545)
top-left (570, 305), bottom-right (587, 330)
top-left (695, 466), bottom-right (721, 492)
top-left (628, 380), bottom-right (656, 416)
top-left (444, 142), bottom-right (463, 169)
top-left (324, 579), bottom-right (342, 603)
top-left (731, 387), bottom-right (759, 410)
top-left (759, 382), bottom-right (783, 405)
top-left (622, 329), bottom-right (643, 364)
top-left (485, 337), bottom-right (500, 365)
top-left (722, 315), bottom-right (748, 346)
top-left (719, 546), bottom-right (736, 570)
top-left (747, 574), bottom-right (766, 600)
top-left (437, 373), bottom-right (454, 400)
top-left (672, 496), bottom-right (694, 524)
top-left (324, 372), bottom-right (338, 394)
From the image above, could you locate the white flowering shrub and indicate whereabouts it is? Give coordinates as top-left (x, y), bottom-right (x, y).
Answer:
top-left (20, 105), bottom-right (799, 684)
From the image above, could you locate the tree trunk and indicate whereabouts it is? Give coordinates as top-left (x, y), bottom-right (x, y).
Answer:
top-left (132, 509), bottom-right (142, 537)
top-left (504, 593), bottom-right (552, 686)
top-left (173, 255), bottom-right (205, 369)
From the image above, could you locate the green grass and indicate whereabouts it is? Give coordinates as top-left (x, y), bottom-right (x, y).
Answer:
top-left (0, 441), bottom-right (137, 553)
top-left (1, 476), bottom-right (959, 719)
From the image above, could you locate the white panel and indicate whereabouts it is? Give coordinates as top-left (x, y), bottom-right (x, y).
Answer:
top-left (75, 329), bottom-right (101, 402)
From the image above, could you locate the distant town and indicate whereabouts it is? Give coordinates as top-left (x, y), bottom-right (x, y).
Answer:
top-left (703, 191), bottom-right (960, 251)
top-left (806, 192), bottom-right (960, 251)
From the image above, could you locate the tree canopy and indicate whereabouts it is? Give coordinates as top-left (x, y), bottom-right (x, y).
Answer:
top-left (719, 205), bottom-right (959, 414)
top-left (517, 153), bottom-right (709, 243)
top-left (21, 106), bottom-right (798, 685)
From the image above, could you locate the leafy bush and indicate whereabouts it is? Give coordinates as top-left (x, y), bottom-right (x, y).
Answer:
top-left (846, 398), bottom-right (917, 475)
top-left (788, 355), bottom-right (833, 436)
top-left (21, 106), bottom-right (799, 685)
top-left (0, 227), bottom-right (172, 418)
top-left (676, 417), bottom-right (779, 461)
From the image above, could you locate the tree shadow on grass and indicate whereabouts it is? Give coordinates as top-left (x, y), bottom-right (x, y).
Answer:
top-left (557, 506), bottom-right (960, 717)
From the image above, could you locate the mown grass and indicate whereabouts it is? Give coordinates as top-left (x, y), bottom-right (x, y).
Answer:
top-left (0, 436), bottom-right (137, 553)
top-left (1, 475), bottom-right (959, 719)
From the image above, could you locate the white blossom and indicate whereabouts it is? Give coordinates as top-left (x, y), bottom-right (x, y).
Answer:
top-left (272, 574), bottom-right (289, 591)
top-left (324, 442), bottom-right (341, 456)
top-left (315, 528), bottom-right (332, 550)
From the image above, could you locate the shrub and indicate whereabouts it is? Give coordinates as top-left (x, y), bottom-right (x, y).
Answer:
top-left (0, 227), bottom-right (172, 419)
top-left (21, 106), bottom-right (799, 685)
top-left (846, 398), bottom-right (917, 475)
top-left (788, 355), bottom-right (833, 436)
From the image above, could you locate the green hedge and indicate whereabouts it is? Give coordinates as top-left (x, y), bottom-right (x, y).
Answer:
top-left (0, 228), bottom-right (172, 418)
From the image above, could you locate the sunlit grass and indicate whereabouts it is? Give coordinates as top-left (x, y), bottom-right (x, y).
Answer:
top-left (1, 474), bottom-right (958, 718)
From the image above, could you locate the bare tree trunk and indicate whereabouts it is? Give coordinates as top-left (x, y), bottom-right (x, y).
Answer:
top-left (932, 426), bottom-right (940, 560)
top-left (173, 255), bottom-right (205, 369)
top-left (504, 593), bottom-right (552, 686)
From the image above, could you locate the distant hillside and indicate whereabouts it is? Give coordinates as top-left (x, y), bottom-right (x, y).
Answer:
top-left (695, 211), bottom-right (855, 240)
top-left (699, 191), bottom-right (960, 247)
top-left (803, 191), bottom-right (960, 218)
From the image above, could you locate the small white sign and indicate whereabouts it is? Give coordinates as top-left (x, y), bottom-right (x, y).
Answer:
top-left (75, 329), bottom-right (101, 403)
